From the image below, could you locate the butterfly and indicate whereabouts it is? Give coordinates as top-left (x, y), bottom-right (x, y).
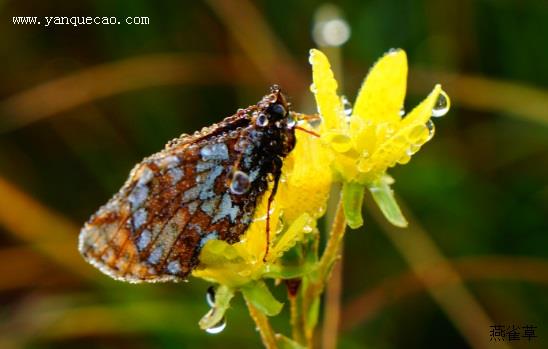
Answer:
top-left (78, 85), bottom-right (297, 283)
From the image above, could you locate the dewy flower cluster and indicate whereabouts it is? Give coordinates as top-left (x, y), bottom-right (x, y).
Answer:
top-left (193, 48), bottom-right (450, 331)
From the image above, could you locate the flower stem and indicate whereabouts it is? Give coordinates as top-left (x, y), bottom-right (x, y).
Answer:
top-left (318, 197), bottom-right (346, 284)
top-left (299, 196), bottom-right (347, 348)
top-left (289, 292), bottom-right (305, 344)
top-left (246, 298), bottom-right (279, 349)
top-left (321, 253), bottom-right (343, 349)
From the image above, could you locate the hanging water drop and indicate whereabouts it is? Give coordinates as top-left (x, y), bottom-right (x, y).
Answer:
top-left (205, 317), bottom-right (226, 334)
top-left (426, 119), bottom-right (436, 140)
top-left (309, 83), bottom-right (317, 93)
top-left (230, 171), bottom-right (251, 195)
top-left (206, 286), bottom-right (215, 307)
top-left (399, 107), bottom-right (405, 117)
top-left (286, 114), bottom-right (296, 128)
top-left (431, 90), bottom-right (450, 117)
top-left (256, 113), bottom-right (269, 127)
top-left (341, 95), bottom-right (352, 116)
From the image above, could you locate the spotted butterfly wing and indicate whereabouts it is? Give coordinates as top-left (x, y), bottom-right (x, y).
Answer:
top-left (79, 86), bottom-right (296, 282)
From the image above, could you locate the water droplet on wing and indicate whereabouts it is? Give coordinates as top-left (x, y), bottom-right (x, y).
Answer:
top-left (256, 113), bottom-right (269, 127)
top-left (230, 171), bottom-right (251, 194)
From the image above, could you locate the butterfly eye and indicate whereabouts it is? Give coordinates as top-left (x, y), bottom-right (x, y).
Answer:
top-left (268, 103), bottom-right (286, 119)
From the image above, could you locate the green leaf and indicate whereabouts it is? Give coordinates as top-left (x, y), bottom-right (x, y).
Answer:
top-left (241, 280), bottom-right (283, 316)
top-left (368, 175), bottom-right (408, 227)
top-left (276, 334), bottom-right (306, 349)
top-left (198, 285), bottom-right (234, 330)
top-left (305, 295), bottom-right (320, 336)
top-left (342, 181), bottom-right (366, 229)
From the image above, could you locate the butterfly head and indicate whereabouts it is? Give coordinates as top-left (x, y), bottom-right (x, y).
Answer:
top-left (252, 85), bottom-right (296, 157)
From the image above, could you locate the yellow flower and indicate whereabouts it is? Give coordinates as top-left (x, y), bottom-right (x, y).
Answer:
top-left (192, 125), bottom-right (332, 288)
top-left (192, 48), bottom-right (449, 325)
top-left (309, 48), bottom-right (449, 227)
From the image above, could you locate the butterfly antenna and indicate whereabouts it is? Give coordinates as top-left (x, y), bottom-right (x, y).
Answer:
top-left (294, 126), bottom-right (320, 138)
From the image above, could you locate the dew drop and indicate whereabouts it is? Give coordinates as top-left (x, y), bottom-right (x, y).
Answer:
top-left (266, 93), bottom-right (277, 103)
top-left (341, 95), bottom-right (352, 116)
top-left (432, 90), bottom-right (450, 117)
top-left (256, 113), bottom-right (269, 127)
top-left (286, 114), bottom-right (296, 128)
top-left (399, 107), bottom-right (405, 117)
top-left (206, 286), bottom-right (216, 307)
top-left (309, 83), bottom-right (317, 93)
top-left (329, 134), bottom-right (352, 153)
top-left (426, 119), bottom-right (436, 140)
top-left (230, 171), bottom-right (251, 195)
top-left (235, 139), bottom-right (249, 152)
top-left (205, 317), bottom-right (226, 334)
top-left (357, 157), bottom-right (373, 173)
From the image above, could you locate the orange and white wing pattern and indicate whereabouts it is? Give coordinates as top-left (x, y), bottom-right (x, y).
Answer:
top-left (79, 86), bottom-right (296, 283)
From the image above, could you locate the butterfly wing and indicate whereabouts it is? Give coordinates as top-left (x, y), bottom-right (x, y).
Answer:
top-left (79, 127), bottom-right (264, 283)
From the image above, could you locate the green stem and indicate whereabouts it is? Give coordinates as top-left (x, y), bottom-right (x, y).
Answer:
top-left (300, 196), bottom-right (347, 348)
top-left (317, 198), bottom-right (346, 284)
top-left (246, 298), bottom-right (279, 349)
top-left (289, 292), bottom-right (305, 344)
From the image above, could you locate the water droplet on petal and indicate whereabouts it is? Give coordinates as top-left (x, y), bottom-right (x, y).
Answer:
top-left (426, 119), bottom-right (436, 140)
top-left (357, 157), bottom-right (373, 173)
top-left (341, 95), bottom-right (352, 116)
top-left (329, 134), bottom-right (352, 153)
top-left (230, 171), bottom-right (251, 195)
top-left (206, 286), bottom-right (216, 307)
top-left (399, 107), bottom-right (405, 117)
top-left (309, 83), bottom-right (317, 93)
top-left (407, 124), bottom-right (428, 144)
top-left (432, 90), bottom-right (450, 117)
top-left (205, 317), bottom-right (226, 334)
top-left (397, 153), bottom-right (411, 164)
top-left (256, 113), bottom-right (269, 127)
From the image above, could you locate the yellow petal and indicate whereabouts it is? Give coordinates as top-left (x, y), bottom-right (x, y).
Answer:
top-left (352, 49), bottom-right (408, 127)
top-left (279, 129), bottom-right (332, 222)
top-left (401, 84), bottom-right (443, 129)
top-left (309, 49), bottom-right (346, 133)
top-left (268, 213), bottom-right (314, 263)
top-left (356, 84), bottom-right (443, 180)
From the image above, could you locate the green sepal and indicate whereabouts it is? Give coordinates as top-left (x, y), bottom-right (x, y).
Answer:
top-left (368, 174), bottom-right (408, 227)
top-left (305, 295), bottom-right (320, 336)
top-left (241, 280), bottom-right (283, 316)
top-left (263, 263), bottom-right (311, 279)
top-left (198, 285), bottom-right (234, 330)
top-left (342, 181), bottom-right (366, 229)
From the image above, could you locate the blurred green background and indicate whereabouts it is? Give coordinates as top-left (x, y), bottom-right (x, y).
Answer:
top-left (0, 0), bottom-right (547, 348)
